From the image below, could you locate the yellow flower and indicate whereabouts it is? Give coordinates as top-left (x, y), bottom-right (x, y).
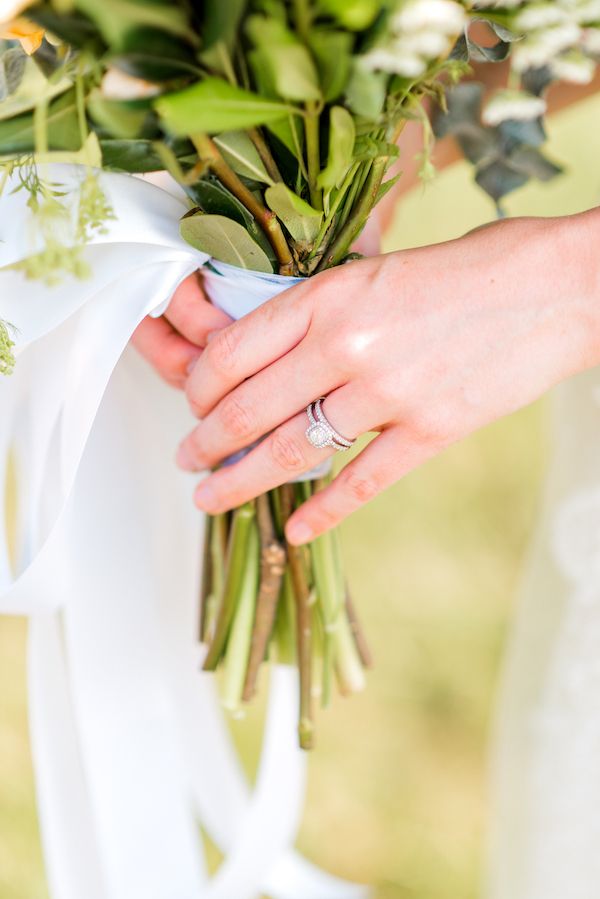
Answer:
top-left (1, 16), bottom-right (44, 54)
top-left (1, 2), bottom-right (44, 54)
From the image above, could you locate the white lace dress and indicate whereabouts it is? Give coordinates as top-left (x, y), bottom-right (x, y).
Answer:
top-left (487, 365), bottom-right (600, 899)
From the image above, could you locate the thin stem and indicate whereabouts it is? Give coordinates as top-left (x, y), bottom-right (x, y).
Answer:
top-left (242, 493), bottom-right (287, 702)
top-left (316, 155), bottom-right (387, 271)
top-left (192, 134), bottom-right (295, 275)
top-left (308, 160), bottom-right (360, 268)
top-left (248, 127), bottom-right (283, 182)
top-left (203, 502), bottom-right (256, 671)
top-left (281, 484), bottom-right (314, 749)
top-left (345, 590), bottom-right (373, 669)
top-left (304, 102), bottom-right (322, 211)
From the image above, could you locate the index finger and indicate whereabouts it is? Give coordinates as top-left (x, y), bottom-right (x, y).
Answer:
top-left (185, 275), bottom-right (315, 419)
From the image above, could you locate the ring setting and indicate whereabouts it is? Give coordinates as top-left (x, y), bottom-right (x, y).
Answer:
top-left (305, 397), bottom-right (355, 452)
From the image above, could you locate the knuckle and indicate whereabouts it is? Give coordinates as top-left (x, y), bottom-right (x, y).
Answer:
top-left (219, 394), bottom-right (254, 440)
top-left (339, 469), bottom-right (380, 504)
top-left (207, 326), bottom-right (239, 373)
top-left (269, 429), bottom-right (307, 473)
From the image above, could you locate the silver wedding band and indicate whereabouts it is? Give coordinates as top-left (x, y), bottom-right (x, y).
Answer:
top-left (305, 397), bottom-right (355, 452)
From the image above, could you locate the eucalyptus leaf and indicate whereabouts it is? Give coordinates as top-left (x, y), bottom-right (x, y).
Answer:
top-left (247, 17), bottom-right (321, 102)
top-left (155, 78), bottom-right (293, 135)
top-left (213, 131), bottom-right (273, 184)
top-left (265, 182), bottom-right (322, 244)
top-left (317, 106), bottom-right (355, 190)
top-left (475, 159), bottom-right (529, 201)
top-left (0, 47), bottom-right (26, 102)
top-left (180, 212), bottom-right (273, 272)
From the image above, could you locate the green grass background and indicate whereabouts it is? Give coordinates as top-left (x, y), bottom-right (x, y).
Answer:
top-left (2, 94), bottom-right (600, 898)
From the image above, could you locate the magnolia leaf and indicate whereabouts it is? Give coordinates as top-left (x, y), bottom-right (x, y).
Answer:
top-left (73, 0), bottom-right (192, 49)
top-left (317, 106), bottom-right (355, 190)
top-left (265, 183), bottom-right (322, 244)
top-left (87, 89), bottom-right (150, 139)
top-left (110, 27), bottom-right (200, 81)
top-left (100, 138), bottom-right (181, 171)
top-left (180, 212), bottom-right (273, 272)
top-left (213, 131), bottom-right (273, 184)
top-left (247, 16), bottom-right (321, 101)
top-left (308, 30), bottom-right (353, 102)
top-left (188, 178), bottom-right (277, 262)
top-left (155, 78), bottom-right (292, 135)
top-left (0, 47), bottom-right (26, 101)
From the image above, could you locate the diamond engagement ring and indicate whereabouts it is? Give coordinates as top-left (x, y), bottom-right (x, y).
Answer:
top-left (305, 397), bottom-right (355, 452)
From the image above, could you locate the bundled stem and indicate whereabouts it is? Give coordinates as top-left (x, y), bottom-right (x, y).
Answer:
top-left (242, 494), bottom-right (286, 701)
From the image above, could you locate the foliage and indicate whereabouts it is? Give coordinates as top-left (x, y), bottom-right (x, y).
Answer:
top-left (1, 0), bottom-right (597, 282)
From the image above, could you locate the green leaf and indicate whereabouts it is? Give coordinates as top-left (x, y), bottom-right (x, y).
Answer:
top-left (0, 47), bottom-right (26, 101)
top-left (28, 7), bottom-right (102, 48)
top-left (345, 61), bottom-right (387, 120)
top-left (213, 131), bottom-right (273, 184)
top-left (308, 30), bottom-right (353, 102)
top-left (73, 0), bottom-right (192, 49)
top-left (265, 182), bottom-right (322, 244)
top-left (188, 177), bottom-right (277, 262)
top-left (317, 0), bottom-right (382, 30)
top-left (87, 89), bottom-right (151, 139)
top-left (100, 137), bottom-right (193, 171)
top-left (246, 16), bottom-right (321, 102)
top-left (0, 89), bottom-right (80, 156)
top-left (108, 27), bottom-right (200, 81)
top-left (155, 78), bottom-right (293, 136)
top-left (317, 106), bottom-right (355, 190)
top-left (200, 0), bottom-right (247, 74)
top-left (180, 212), bottom-right (273, 272)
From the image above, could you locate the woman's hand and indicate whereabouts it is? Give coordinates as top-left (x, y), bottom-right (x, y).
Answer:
top-left (131, 271), bottom-right (232, 388)
top-left (176, 212), bottom-right (600, 544)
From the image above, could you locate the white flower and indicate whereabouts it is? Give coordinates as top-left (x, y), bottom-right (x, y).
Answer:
top-left (101, 68), bottom-right (161, 100)
top-left (393, 0), bottom-right (466, 35)
top-left (582, 26), bottom-right (600, 53)
top-left (482, 89), bottom-right (547, 125)
top-left (362, 46), bottom-right (427, 76)
top-left (574, 0), bottom-right (600, 25)
top-left (514, 4), bottom-right (570, 31)
top-left (551, 49), bottom-right (597, 80)
top-left (400, 28), bottom-right (453, 56)
top-left (512, 22), bottom-right (582, 70)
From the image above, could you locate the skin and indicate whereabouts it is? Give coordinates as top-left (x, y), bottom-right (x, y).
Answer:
top-left (131, 66), bottom-right (600, 545)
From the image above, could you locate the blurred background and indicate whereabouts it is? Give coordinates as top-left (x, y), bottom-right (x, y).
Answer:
top-left (2, 94), bottom-right (600, 899)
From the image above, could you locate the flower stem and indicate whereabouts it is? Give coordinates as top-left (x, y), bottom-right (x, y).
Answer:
top-left (242, 493), bottom-right (287, 701)
top-left (221, 522), bottom-right (260, 713)
top-left (203, 502), bottom-right (256, 671)
top-left (248, 127), bottom-right (283, 182)
top-left (304, 103), bottom-right (322, 211)
top-left (191, 134), bottom-right (295, 274)
top-left (281, 484), bottom-right (314, 749)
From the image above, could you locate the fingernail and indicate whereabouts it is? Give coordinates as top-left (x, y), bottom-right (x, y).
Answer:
top-left (194, 479), bottom-right (217, 510)
top-left (176, 444), bottom-right (197, 471)
top-left (286, 521), bottom-right (313, 545)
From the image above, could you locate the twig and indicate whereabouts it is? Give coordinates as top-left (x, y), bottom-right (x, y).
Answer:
top-left (345, 590), bottom-right (373, 669)
top-left (248, 127), bottom-right (283, 183)
top-left (192, 134), bottom-right (295, 275)
top-left (242, 494), bottom-right (287, 701)
top-left (281, 484), bottom-right (314, 749)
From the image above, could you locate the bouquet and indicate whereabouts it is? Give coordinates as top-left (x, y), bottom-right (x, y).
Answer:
top-left (0, 0), bottom-right (598, 747)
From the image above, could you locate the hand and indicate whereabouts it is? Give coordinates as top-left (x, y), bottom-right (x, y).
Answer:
top-left (176, 213), bottom-right (598, 544)
top-left (131, 271), bottom-right (232, 388)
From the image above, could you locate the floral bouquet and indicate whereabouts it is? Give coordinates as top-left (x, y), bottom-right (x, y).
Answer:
top-left (0, 0), bottom-right (598, 747)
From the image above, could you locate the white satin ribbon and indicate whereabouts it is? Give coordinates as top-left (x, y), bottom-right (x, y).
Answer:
top-left (0, 166), bottom-right (370, 899)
